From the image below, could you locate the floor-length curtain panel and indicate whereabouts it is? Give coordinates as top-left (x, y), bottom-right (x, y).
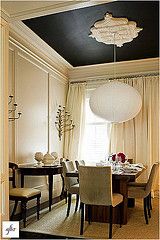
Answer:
top-left (63, 83), bottom-right (86, 161)
top-left (110, 76), bottom-right (159, 185)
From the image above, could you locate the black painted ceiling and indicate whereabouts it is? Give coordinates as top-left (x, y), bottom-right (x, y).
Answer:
top-left (23, 1), bottom-right (159, 67)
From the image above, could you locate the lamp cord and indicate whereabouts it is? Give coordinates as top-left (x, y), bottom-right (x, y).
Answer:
top-left (113, 33), bottom-right (116, 80)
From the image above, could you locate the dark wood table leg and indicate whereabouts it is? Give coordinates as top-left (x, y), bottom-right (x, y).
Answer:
top-left (128, 198), bottom-right (135, 207)
top-left (119, 177), bottom-right (129, 225)
top-left (21, 173), bottom-right (24, 187)
top-left (128, 177), bottom-right (136, 207)
top-left (48, 174), bottom-right (53, 211)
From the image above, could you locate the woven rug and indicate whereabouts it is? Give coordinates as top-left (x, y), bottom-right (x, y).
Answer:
top-left (22, 195), bottom-right (159, 239)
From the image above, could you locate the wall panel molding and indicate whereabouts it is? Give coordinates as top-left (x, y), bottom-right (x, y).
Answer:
top-left (8, 48), bottom-right (16, 163)
top-left (9, 36), bottom-right (68, 85)
top-left (14, 49), bottom-right (19, 165)
top-left (17, 51), bottom-right (49, 75)
top-left (8, 41), bottom-right (67, 167)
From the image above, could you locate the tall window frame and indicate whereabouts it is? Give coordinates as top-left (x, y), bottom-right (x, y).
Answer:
top-left (81, 89), bottom-right (111, 164)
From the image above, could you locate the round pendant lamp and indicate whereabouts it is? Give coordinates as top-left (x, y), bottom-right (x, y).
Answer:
top-left (89, 13), bottom-right (143, 123)
top-left (89, 81), bottom-right (142, 123)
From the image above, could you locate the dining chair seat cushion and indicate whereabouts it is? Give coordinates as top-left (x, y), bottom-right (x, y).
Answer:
top-left (128, 185), bottom-right (147, 199)
top-left (112, 193), bottom-right (123, 207)
top-left (68, 184), bottom-right (79, 194)
top-left (9, 188), bottom-right (41, 198)
top-left (128, 182), bottom-right (146, 187)
top-left (128, 163), bottom-right (159, 199)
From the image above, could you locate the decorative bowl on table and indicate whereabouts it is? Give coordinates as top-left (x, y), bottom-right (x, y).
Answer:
top-left (42, 152), bottom-right (55, 166)
top-left (51, 152), bottom-right (59, 165)
top-left (34, 152), bottom-right (43, 165)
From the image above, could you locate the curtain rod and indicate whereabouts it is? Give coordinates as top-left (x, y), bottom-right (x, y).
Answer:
top-left (69, 72), bottom-right (159, 84)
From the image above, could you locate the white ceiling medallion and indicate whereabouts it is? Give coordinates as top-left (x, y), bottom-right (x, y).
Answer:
top-left (89, 13), bottom-right (143, 47)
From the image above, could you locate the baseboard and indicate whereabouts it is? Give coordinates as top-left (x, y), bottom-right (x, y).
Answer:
top-left (11, 195), bottom-right (65, 221)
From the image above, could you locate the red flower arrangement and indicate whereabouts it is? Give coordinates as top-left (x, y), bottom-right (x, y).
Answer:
top-left (117, 152), bottom-right (126, 163)
top-left (112, 152), bottom-right (126, 163)
top-left (112, 154), bottom-right (116, 161)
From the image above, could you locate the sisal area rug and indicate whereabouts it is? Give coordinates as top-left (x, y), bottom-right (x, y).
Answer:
top-left (22, 195), bottom-right (159, 239)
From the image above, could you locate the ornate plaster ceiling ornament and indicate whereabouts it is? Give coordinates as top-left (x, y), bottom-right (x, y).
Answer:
top-left (89, 13), bottom-right (143, 47)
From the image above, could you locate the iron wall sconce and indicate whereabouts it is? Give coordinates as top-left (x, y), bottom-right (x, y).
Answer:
top-left (55, 105), bottom-right (75, 141)
top-left (8, 95), bottom-right (22, 121)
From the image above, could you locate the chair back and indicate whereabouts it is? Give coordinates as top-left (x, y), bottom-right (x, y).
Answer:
top-left (145, 163), bottom-right (159, 194)
top-left (75, 160), bottom-right (85, 170)
top-left (127, 159), bottom-right (133, 164)
top-left (79, 166), bottom-right (112, 206)
top-left (60, 158), bottom-right (69, 164)
top-left (62, 161), bottom-right (78, 190)
top-left (9, 162), bottom-right (18, 188)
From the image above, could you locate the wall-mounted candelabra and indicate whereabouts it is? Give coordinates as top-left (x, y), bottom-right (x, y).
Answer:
top-left (55, 105), bottom-right (75, 141)
top-left (8, 95), bottom-right (22, 121)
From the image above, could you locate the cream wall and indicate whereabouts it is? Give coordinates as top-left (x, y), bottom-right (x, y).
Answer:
top-left (9, 40), bottom-right (68, 211)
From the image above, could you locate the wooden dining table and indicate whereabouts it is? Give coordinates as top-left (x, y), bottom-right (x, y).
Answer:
top-left (19, 165), bottom-right (63, 211)
top-left (66, 166), bottom-right (146, 225)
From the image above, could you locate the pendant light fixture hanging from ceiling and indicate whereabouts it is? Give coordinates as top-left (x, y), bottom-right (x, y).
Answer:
top-left (89, 13), bottom-right (142, 123)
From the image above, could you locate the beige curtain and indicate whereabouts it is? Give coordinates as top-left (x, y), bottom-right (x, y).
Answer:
top-left (109, 75), bottom-right (159, 184)
top-left (63, 83), bottom-right (86, 161)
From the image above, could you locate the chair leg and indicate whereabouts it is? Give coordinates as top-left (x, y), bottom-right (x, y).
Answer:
top-left (21, 201), bottom-right (27, 228)
top-left (37, 196), bottom-right (40, 220)
top-left (75, 194), bottom-right (79, 212)
top-left (79, 202), bottom-right (83, 211)
top-left (64, 190), bottom-right (68, 203)
top-left (60, 174), bottom-right (65, 200)
top-left (80, 202), bottom-right (84, 235)
top-left (118, 203), bottom-right (123, 228)
top-left (88, 205), bottom-right (92, 224)
top-left (10, 200), bottom-right (18, 220)
top-left (109, 205), bottom-right (113, 239)
top-left (149, 192), bottom-right (152, 210)
top-left (147, 195), bottom-right (151, 218)
top-left (67, 193), bottom-right (72, 217)
top-left (143, 197), bottom-right (148, 224)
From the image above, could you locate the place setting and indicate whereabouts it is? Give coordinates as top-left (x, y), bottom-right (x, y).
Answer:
top-left (97, 152), bottom-right (145, 175)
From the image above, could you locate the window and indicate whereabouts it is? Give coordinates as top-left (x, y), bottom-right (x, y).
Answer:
top-left (81, 91), bottom-right (111, 164)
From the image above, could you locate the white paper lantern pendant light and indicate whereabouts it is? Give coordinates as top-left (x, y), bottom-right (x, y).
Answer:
top-left (89, 81), bottom-right (142, 123)
top-left (89, 13), bottom-right (142, 123)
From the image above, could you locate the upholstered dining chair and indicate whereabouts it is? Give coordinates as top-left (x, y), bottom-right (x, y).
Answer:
top-left (127, 158), bottom-right (133, 164)
top-left (62, 160), bottom-right (79, 217)
top-left (9, 162), bottom-right (41, 227)
top-left (75, 160), bottom-right (85, 170)
top-left (127, 163), bottom-right (159, 224)
top-left (60, 158), bottom-right (69, 203)
top-left (79, 166), bottom-right (123, 239)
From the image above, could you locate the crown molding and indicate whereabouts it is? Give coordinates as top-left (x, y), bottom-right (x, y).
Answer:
top-left (9, 20), bottom-right (73, 78)
top-left (69, 58), bottom-right (160, 82)
top-left (2, 1), bottom-right (115, 21)
top-left (0, 8), bottom-right (10, 22)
